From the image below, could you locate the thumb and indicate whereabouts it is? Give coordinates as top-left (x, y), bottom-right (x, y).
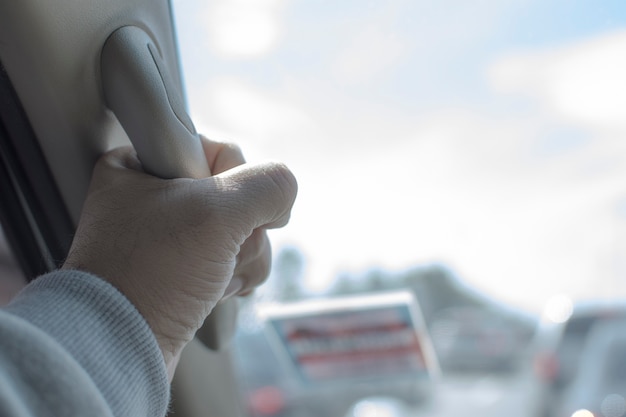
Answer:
top-left (203, 161), bottom-right (298, 231)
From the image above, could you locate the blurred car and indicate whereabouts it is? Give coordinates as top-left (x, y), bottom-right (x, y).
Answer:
top-left (553, 320), bottom-right (626, 417)
top-left (236, 292), bottom-right (439, 417)
top-left (429, 306), bottom-right (529, 374)
top-left (235, 327), bottom-right (433, 417)
top-left (529, 299), bottom-right (626, 417)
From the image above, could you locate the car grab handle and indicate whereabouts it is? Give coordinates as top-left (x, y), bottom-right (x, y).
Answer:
top-left (100, 25), bottom-right (238, 351)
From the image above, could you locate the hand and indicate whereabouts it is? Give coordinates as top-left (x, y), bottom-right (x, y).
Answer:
top-left (62, 136), bottom-right (297, 378)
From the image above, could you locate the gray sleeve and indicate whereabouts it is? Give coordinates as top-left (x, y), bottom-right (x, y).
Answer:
top-left (0, 270), bottom-right (170, 417)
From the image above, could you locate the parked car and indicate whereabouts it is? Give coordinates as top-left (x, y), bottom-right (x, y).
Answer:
top-left (429, 306), bottom-right (529, 374)
top-left (528, 299), bottom-right (626, 417)
top-left (236, 292), bottom-right (439, 417)
top-left (553, 320), bottom-right (626, 417)
top-left (235, 326), bottom-right (434, 417)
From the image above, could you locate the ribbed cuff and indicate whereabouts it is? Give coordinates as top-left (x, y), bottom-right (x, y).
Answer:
top-left (5, 270), bottom-right (170, 417)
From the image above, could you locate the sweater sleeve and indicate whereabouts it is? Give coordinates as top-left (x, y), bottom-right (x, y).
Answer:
top-left (0, 270), bottom-right (170, 417)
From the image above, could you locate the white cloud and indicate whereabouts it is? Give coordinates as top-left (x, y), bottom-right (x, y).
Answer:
top-left (185, 27), bottom-right (626, 313)
top-left (332, 27), bottom-right (407, 85)
top-left (270, 106), bottom-right (626, 312)
top-left (202, 0), bottom-right (286, 59)
top-left (489, 30), bottom-right (626, 132)
top-left (189, 77), bottom-right (311, 143)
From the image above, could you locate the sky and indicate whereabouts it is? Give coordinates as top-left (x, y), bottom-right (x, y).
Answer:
top-left (171, 0), bottom-right (626, 313)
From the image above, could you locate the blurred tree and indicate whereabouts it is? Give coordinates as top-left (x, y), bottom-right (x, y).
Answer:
top-left (272, 246), bottom-right (306, 301)
top-left (364, 268), bottom-right (387, 291)
top-left (401, 263), bottom-right (483, 323)
top-left (330, 272), bottom-right (357, 296)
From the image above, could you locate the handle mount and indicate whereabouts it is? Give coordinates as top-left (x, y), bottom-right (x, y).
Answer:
top-left (101, 25), bottom-right (238, 351)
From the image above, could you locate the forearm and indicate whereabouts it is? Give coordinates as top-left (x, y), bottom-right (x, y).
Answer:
top-left (0, 270), bottom-right (169, 417)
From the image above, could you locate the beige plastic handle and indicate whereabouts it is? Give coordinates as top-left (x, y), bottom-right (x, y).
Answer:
top-left (101, 25), bottom-right (238, 351)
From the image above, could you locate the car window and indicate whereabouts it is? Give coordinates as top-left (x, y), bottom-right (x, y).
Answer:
top-left (563, 317), bottom-right (598, 336)
top-left (606, 343), bottom-right (626, 384)
top-left (170, 1), bottom-right (626, 416)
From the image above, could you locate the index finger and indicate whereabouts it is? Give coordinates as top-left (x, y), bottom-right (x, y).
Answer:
top-left (200, 135), bottom-right (246, 175)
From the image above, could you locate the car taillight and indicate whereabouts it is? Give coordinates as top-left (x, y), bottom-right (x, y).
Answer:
top-left (534, 352), bottom-right (559, 381)
top-left (248, 386), bottom-right (286, 416)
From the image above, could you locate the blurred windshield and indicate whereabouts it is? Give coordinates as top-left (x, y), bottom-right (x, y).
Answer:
top-left (171, 1), bottom-right (626, 416)
top-left (607, 343), bottom-right (626, 384)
